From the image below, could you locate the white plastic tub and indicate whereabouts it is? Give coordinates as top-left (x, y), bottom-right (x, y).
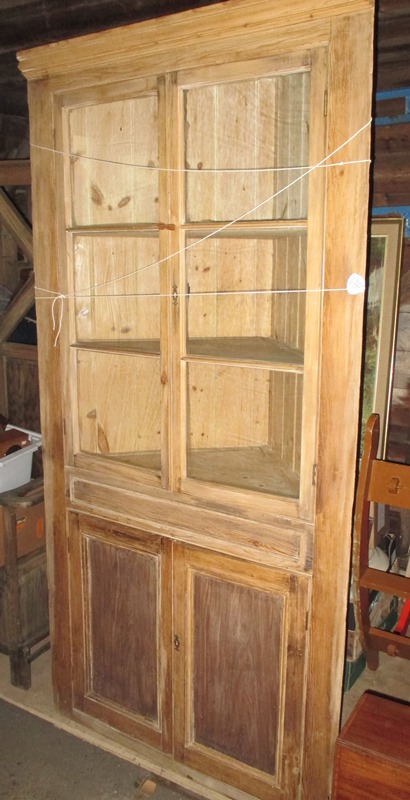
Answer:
top-left (0, 425), bottom-right (42, 492)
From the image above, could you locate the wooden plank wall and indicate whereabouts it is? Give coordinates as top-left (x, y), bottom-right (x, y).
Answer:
top-left (373, 97), bottom-right (410, 466)
top-left (372, 90), bottom-right (410, 567)
top-left (374, 2), bottom-right (410, 470)
top-left (0, 120), bottom-right (40, 474)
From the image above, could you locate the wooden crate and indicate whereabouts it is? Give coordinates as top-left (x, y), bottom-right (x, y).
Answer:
top-left (0, 548), bottom-right (49, 644)
top-left (332, 691), bottom-right (410, 799)
top-left (0, 497), bottom-right (45, 567)
top-left (0, 478), bottom-right (49, 688)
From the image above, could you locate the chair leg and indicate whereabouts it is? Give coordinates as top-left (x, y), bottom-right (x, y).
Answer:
top-left (364, 647), bottom-right (379, 671)
top-left (9, 645), bottom-right (32, 689)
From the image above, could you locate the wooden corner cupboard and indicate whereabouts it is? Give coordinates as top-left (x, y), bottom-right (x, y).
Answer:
top-left (18, 2), bottom-right (374, 798)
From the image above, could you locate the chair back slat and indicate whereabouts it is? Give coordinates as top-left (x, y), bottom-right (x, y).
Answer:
top-left (369, 459), bottom-right (410, 509)
top-left (352, 413), bottom-right (410, 670)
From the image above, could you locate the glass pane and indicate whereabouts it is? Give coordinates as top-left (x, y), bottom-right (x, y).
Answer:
top-left (186, 230), bottom-right (306, 364)
top-left (185, 71), bottom-right (310, 222)
top-left (76, 350), bottom-right (161, 471)
top-left (186, 363), bottom-right (302, 497)
top-left (69, 95), bottom-right (159, 226)
top-left (74, 234), bottom-right (160, 348)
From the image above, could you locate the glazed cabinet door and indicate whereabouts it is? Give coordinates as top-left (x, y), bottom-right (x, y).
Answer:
top-left (63, 77), bottom-right (170, 487)
top-left (175, 49), bottom-right (327, 520)
top-left (59, 47), bottom-right (327, 520)
top-left (69, 513), bottom-right (173, 751)
top-left (173, 545), bottom-right (310, 800)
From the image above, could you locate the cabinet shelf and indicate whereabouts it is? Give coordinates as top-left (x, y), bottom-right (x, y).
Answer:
top-left (74, 340), bottom-right (160, 355)
top-left (187, 336), bottom-right (303, 369)
top-left (89, 450), bottom-right (161, 470)
top-left (187, 445), bottom-right (299, 497)
top-left (73, 337), bottom-right (303, 369)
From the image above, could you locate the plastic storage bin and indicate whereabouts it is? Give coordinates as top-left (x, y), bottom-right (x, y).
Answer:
top-left (0, 426), bottom-right (42, 492)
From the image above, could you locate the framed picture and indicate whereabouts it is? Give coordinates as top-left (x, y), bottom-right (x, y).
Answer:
top-left (361, 216), bottom-right (404, 458)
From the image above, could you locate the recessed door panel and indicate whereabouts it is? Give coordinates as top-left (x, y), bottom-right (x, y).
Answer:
top-left (70, 514), bottom-right (172, 751)
top-left (193, 572), bottom-right (282, 772)
top-left (173, 545), bottom-right (310, 799)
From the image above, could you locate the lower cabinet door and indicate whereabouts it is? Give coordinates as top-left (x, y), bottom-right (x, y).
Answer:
top-left (173, 544), bottom-right (310, 800)
top-left (69, 513), bottom-right (173, 751)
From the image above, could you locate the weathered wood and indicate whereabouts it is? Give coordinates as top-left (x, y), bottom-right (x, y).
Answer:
top-left (0, 0), bottom-right (406, 120)
top-left (0, 272), bottom-right (34, 344)
top-left (0, 490), bottom-right (48, 689)
top-left (68, 475), bottom-right (309, 569)
top-left (21, 2), bottom-right (374, 798)
top-left (0, 185), bottom-right (35, 349)
top-left (375, 123), bottom-right (410, 154)
top-left (373, 190), bottom-right (410, 207)
top-left (302, 9), bottom-right (374, 799)
top-left (27, 76), bottom-right (71, 712)
top-left (0, 160), bottom-right (31, 186)
top-left (70, 514), bottom-right (173, 751)
top-left (17, 0), bottom-right (373, 81)
top-left (5, 351), bottom-right (40, 433)
top-left (173, 544), bottom-right (310, 800)
top-left (0, 342), bottom-right (38, 361)
top-left (332, 692), bottom-right (410, 800)
top-left (0, 188), bottom-right (32, 261)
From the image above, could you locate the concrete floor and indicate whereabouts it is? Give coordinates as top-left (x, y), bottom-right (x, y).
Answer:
top-left (0, 647), bottom-right (409, 798)
top-left (0, 650), bottom-right (193, 800)
top-left (0, 697), bottom-right (145, 799)
top-left (342, 650), bottom-right (410, 724)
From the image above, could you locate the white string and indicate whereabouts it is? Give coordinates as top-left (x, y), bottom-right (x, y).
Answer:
top-left (30, 140), bottom-right (370, 174)
top-left (51, 294), bottom-right (64, 347)
top-left (34, 120), bottom-right (371, 343)
top-left (36, 285), bottom-right (363, 301)
top-left (41, 278), bottom-right (365, 347)
top-left (36, 119), bottom-right (371, 301)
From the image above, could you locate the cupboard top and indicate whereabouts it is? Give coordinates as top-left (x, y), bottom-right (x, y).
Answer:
top-left (17, 0), bottom-right (373, 82)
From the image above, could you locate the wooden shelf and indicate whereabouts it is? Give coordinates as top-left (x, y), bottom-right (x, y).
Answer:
top-left (81, 449), bottom-right (161, 471)
top-left (188, 337), bottom-right (304, 368)
top-left (74, 340), bottom-right (160, 355)
top-left (187, 445), bottom-right (299, 497)
top-left (74, 337), bottom-right (303, 368)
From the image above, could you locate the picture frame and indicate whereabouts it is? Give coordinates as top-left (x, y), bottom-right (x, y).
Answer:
top-left (361, 216), bottom-right (404, 459)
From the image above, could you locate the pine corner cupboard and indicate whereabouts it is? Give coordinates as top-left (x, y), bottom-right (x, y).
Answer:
top-left (18, 2), bottom-right (374, 799)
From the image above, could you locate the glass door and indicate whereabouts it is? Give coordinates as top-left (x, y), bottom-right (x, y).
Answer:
top-left (64, 84), bottom-right (168, 481)
top-left (176, 57), bottom-right (324, 508)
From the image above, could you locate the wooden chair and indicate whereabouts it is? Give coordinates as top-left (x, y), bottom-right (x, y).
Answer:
top-left (352, 413), bottom-right (410, 671)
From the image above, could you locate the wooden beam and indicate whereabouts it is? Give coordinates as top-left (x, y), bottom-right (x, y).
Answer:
top-left (0, 342), bottom-right (37, 361)
top-left (0, 187), bottom-right (33, 262)
top-left (0, 272), bottom-right (35, 344)
top-left (0, 160), bottom-right (31, 186)
top-left (0, 187), bottom-right (35, 342)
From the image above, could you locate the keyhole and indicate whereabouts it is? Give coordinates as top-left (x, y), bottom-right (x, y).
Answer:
top-left (174, 634), bottom-right (180, 651)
